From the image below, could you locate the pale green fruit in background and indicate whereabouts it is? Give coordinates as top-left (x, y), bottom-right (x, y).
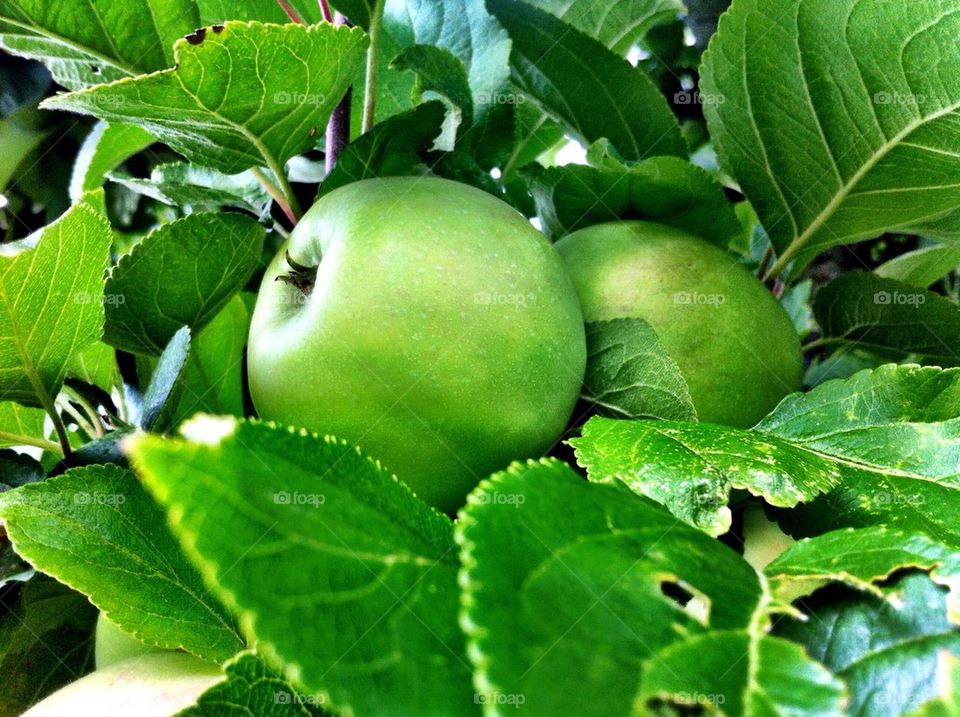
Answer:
top-left (555, 221), bottom-right (803, 427)
top-left (95, 612), bottom-right (165, 669)
top-left (248, 177), bottom-right (587, 512)
top-left (22, 653), bottom-right (221, 717)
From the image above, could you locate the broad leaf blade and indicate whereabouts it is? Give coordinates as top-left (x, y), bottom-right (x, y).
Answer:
top-left (638, 632), bottom-right (845, 716)
top-left (526, 156), bottom-right (741, 243)
top-left (69, 122), bottom-right (155, 201)
top-left (0, 195), bottom-right (112, 408)
top-left (0, 464), bottom-right (244, 663)
top-left (572, 416), bottom-right (841, 535)
top-left (582, 318), bottom-right (697, 421)
top-left (767, 527), bottom-right (960, 618)
top-left (180, 652), bottom-right (321, 717)
top-left (488, 0), bottom-right (684, 161)
top-left (814, 273), bottom-right (960, 361)
top-left (130, 417), bottom-right (476, 717)
top-left (43, 21), bottom-right (369, 175)
top-left (104, 212), bottom-right (264, 356)
top-left (0, 0), bottom-right (199, 90)
top-left (526, 0), bottom-right (684, 55)
top-left (776, 572), bottom-right (960, 717)
top-left (457, 459), bottom-right (762, 716)
top-left (0, 575), bottom-right (97, 716)
top-left (702, 0), bottom-right (960, 276)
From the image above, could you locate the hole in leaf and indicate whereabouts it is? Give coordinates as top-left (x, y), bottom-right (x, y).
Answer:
top-left (659, 578), bottom-right (711, 625)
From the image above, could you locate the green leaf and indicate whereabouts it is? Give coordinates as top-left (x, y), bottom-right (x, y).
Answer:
top-left (488, 0), bottom-right (684, 161)
top-left (909, 654), bottom-right (960, 716)
top-left (130, 418), bottom-right (476, 717)
top-left (170, 296), bottom-right (248, 427)
top-left (575, 365), bottom-right (960, 537)
top-left (0, 106), bottom-right (47, 190)
top-left (179, 652), bottom-right (322, 717)
top-left (0, 464), bottom-right (244, 663)
top-left (638, 632), bottom-right (845, 716)
top-left (582, 318), bottom-right (697, 421)
top-left (757, 365), bottom-right (960, 545)
top-left (814, 273), bottom-right (960, 361)
top-left (199, 0), bottom-right (323, 25)
top-left (318, 102), bottom-right (446, 198)
top-left (109, 163), bottom-right (271, 217)
top-left (387, 0), bottom-right (511, 125)
top-left (139, 326), bottom-right (191, 432)
top-left (0, 402), bottom-right (51, 452)
top-left (0, 0), bottom-right (200, 90)
top-left (525, 0), bottom-right (684, 55)
top-left (572, 416), bottom-right (842, 536)
top-left (701, 0), bottom-right (960, 277)
top-left (42, 21), bottom-right (369, 175)
top-left (502, 99), bottom-right (564, 177)
top-left (0, 193), bottom-right (112, 408)
top-left (456, 459), bottom-right (762, 716)
top-left (776, 572), bottom-right (960, 717)
top-left (0, 575), bottom-right (96, 716)
top-left (877, 245), bottom-right (960, 289)
top-left (0, 449), bottom-right (43, 491)
top-left (767, 527), bottom-right (960, 619)
top-left (69, 122), bottom-right (155, 201)
top-left (104, 212), bottom-right (264, 356)
top-left (67, 341), bottom-right (121, 397)
top-left (526, 156), bottom-right (741, 243)
top-left (392, 44), bottom-right (474, 127)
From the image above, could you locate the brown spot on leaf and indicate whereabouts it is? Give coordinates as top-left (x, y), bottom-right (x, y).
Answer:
top-left (309, 127), bottom-right (317, 138)
top-left (185, 27), bottom-right (207, 45)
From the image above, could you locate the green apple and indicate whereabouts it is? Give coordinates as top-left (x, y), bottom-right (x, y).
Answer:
top-left (555, 221), bottom-right (802, 427)
top-left (95, 612), bottom-right (165, 669)
top-left (22, 653), bottom-right (221, 717)
top-left (248, 177), bottom-right (586, 512)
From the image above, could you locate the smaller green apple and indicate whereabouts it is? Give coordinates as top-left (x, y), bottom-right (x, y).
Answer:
top-left (95, 612), bottom-right (165, 669)
top-left (22, 653), bottom-right (222, 717)
top-left (555, 221), bottom-right (803, 427)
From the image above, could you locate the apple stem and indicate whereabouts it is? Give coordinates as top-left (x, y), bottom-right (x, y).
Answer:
top-left (275, 0), bottom-right (305, 23)
top-left (361, 0), bottom-right (387, 133)
top-left (326, 13), bottom-right (353, 174)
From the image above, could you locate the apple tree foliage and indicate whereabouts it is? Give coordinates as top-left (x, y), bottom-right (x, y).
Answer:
top-left (0, 0), bottom-right (959, 715)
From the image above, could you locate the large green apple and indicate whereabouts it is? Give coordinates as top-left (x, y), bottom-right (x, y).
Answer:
top-left (22, 653), bottom-right (221, 717)
top-left (555, 221), bottom-right (802, 427)
top-left (248, 177), bottom-right (586, 512)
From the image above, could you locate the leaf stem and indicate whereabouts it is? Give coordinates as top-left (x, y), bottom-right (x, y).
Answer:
top-left (44, 397), bottom-right (72, 459)
top-left (362, 0), bottom-right (387, 133)
top-left (61, 385), bottom-right (105, 438)
top-left (326, 14), bottom-right (353, 174)
top-left (276, 0), bottom-right (306, 23)
top-left (252, 167), bottom-right (301, 226)
top-left (319, 0), bottom-right (333, 22)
